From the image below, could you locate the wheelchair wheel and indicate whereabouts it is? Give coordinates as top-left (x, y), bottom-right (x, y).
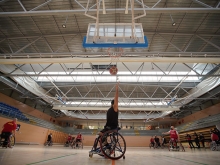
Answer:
top-left (154, 143), bottom-right (159, 149)
top-left (0, 134), bottom-right (2, 147)
top-left (9, 135), bottom-right (15, 146)
top-left (44, 142), bottom-right (48, 146)
top-left (89, 152), bottom-right (93, 158)
top-left (210, 142), bottom-right (216, 151)
top-left (100, 130), bottom-right (126, 160)
top-left (179, 142), bottom-right (185, 152)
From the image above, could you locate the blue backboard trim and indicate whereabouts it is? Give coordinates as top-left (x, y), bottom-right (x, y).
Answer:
top-left (83, 36), bottom-right (148, 48)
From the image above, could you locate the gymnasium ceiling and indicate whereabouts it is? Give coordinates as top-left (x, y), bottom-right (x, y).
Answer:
top-left (0, 0), bottom-right (220, 124)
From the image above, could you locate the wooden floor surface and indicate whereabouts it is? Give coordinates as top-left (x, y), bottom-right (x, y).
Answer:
top-left (0, 145), bottom-right (219, 165)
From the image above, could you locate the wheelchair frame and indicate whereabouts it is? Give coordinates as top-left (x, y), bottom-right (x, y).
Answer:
top-left (168, 139), bottom-right (185, 152)
top-left (149, 142), bottom-right (154, 149)
top-left (89, 129), bottom-right (126, 160)
top-left (210, 141), bottom-right (220, 151)
top-left (0, 133), bottom-right (15, 148)
top-left (74, 139), bottom-right (83, 149)
top-left (44, 140), bottom-right (53, 146)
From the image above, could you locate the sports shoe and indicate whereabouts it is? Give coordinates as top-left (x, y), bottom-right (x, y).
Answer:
top-left (90, 150), bottom-right (101, 154)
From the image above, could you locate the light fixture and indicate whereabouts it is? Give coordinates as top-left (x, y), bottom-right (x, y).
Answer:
top-left (169, 14), bottom-right (176, 26)
top-left (62, 15), bottom-right (68, 28)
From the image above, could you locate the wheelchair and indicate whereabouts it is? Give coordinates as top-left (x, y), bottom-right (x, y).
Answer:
top-left (153, 142), bottom-right (161, 149)
top-left (89, 128), bottom-right (126, 160)
top-left (44, 140), bottom-right (53, 146)
top-left (210, 141), bottom-right (220, 151)
top-left (149, 142), bottom-right (154, 149)
top-left (64, 140), bottom-right (71, 147)
top-left (161, 142), bottom-right (168, 149)
top-left (74, 139), bottom-right (83, 149)
top-left (0, 133), bottom-right (15, 148)
top-left (168, 139), bottom-right (185, 152)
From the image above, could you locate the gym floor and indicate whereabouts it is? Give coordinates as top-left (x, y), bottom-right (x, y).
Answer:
top-left (0, 145), bottom-right (219, 165)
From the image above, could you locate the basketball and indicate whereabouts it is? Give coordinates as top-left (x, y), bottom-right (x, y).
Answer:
top-left (109, 66), bottom-right (118, 75)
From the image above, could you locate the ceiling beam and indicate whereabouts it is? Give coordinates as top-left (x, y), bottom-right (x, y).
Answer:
top-left (0, 73), bottom-right (219, 77)
top-left (0, 52), bottom-right (219, 57)
top-left (1, 57), bottom-right (220, 64)
top-left (52, 106), bottom-right (180, 111)
top-left (0, 8), bottom-right (219, 17)
top-left (1, 32), bottom-right (220, 40)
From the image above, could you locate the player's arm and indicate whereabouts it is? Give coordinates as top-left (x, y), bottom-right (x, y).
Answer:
top-left (162, 131), bottom-right (170, 135)
top-left (176, 131), bottom-right (180, 141)
top-left (12, 130), bottom-right (15, 137)
top-left (13, 123), bottom-right (17, 137)
top-left (113, 83), bottom-right (119, 112)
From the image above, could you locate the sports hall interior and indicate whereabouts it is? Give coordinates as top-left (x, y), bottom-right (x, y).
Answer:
top-left (0, 0), bottom-right (220, 165)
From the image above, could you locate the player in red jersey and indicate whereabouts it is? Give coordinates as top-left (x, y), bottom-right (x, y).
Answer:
top-left (163, 126), bottom-right (179, 149)
top-left (1, 118), bottom-right (17, 148)
top-left (75, 132), bottom-right (82, 147)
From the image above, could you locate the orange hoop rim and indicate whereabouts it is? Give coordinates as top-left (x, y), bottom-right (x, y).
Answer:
top-left (107, 47), bottom-right (123, 58)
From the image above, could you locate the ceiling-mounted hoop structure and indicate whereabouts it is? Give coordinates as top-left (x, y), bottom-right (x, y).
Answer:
top-left (83, 0), bottom-right (148, 48)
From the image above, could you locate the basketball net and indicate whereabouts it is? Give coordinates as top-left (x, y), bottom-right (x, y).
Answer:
top-left (108, 47), bottom-right (123, 62)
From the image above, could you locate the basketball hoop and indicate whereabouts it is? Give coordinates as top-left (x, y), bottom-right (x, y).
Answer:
top-left (108, 47), bottom-right (123, 61)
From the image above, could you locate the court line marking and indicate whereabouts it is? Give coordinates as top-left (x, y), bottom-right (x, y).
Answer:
top-left (163, 155), bottom-right (208, 165)
top-left (26, 153), bottom-right (77, 165)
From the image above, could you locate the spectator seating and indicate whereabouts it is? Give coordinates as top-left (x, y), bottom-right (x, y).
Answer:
top-left (71, 128), bottom-right (163, 136)
top-left (176, 113), bottom-right (220, 133)
top-left (25, 114), bottom-right (66, 133)
top-left (0, 102), bottom-right (29, 122)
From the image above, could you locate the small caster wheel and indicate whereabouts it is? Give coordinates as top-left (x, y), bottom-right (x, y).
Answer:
top-left (89, 152), bottom-right (93, 158)
top-left (123, 155), bottom-right (125, 159)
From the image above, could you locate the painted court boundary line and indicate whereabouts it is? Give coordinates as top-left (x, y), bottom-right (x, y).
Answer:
top-left (26, 153), bottom-right (77, 165)
top-left (163, 155), bottom-right (208, 165)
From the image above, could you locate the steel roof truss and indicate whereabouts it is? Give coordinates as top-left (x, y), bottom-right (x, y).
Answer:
top-left (30, 0), bottom-right (52, 11)
top-left (55, 36), bottom-right (77, 53)
top-left (152, 0), bottom-right (162, 8)
top-left (196, 35), bottom-right (220, 50)
top-left (157, 33), bottom-right (182, 52)
top-left (128, 86), bottom-right (137, 98)
top-left (69, 63), bottom-right (83, 74)
top-left (152, 63), bottom-right (166, 75)
top-left (84, 85), bottom-right (95, 97)
top-left (95, 85), bottom-right (105, 98)
top-left (192, 0), bottom-right (213, 8)
top-left (183, 35), bottom-right (195, 52)
top-left (137, 86), bottom-right (154, 105)
top-left (75, 86), bottom-right (83, 97)
top-left (183, 63), bottom-right (201, 76)
top-left (38, 63), bottom-right (53, 75)
top-left (13, 37), bottom-right (42, 54)
top-left (122, 62), bottom-right (133, 75)
top-left (8, 64), bottom-right (25, 74)
top-left (17, 0), bottom-right (27, 12)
